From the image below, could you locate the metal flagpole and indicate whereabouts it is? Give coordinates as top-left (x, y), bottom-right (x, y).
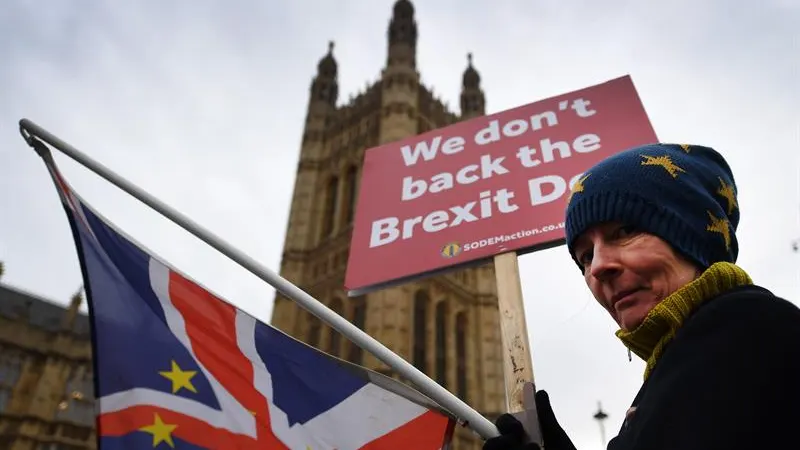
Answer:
top-left (18, 118), bottom-right (500, 440)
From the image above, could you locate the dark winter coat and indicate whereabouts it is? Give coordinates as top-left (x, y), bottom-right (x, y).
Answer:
top-left (607, 283), bottom-right (800, 449)
top-left (483, 263), bottom-right (800, 450)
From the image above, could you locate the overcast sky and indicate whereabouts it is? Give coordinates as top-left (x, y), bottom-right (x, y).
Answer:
top-left (1, 0), bottom-right (798, 448)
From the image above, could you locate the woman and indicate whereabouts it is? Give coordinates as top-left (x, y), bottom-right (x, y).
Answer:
top-left (483, 143), bottom-right (800, 450)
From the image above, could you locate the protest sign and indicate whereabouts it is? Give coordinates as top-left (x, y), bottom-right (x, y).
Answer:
top-left (345, 75), bottom-right (657, 294)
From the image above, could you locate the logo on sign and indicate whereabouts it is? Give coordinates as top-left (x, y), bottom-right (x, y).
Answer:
top-left (440, 242), bottom-right (462, 258)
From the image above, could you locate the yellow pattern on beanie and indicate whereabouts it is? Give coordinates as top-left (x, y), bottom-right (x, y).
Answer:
top-left (639, 154), bottom-right (686, 178)
top-left (706, 211), bottom-right (732, 251)
top-left (716, 177), bottom-right (738, 214)
top-left (564, 143), bottom-right (742, 271)
top-left (567, 173), bottom-right (591, 203)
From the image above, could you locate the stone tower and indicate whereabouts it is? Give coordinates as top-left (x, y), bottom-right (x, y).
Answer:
top-left (269, 1), bottom-right (506, 448)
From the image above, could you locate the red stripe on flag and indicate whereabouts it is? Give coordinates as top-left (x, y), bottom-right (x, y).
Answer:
top-left (98, 405), bottom-right (262, 448)
top-left (47, 164), bottom-right (95, 232)
top-left (167, 271), bottom-right (286, 448)
top-left (359, 410), bottom-right (455, 450)
top-left (50, 167), bottom-right (72, 206)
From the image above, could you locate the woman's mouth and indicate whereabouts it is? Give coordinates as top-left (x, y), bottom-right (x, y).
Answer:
top-left (611, 288), bottom-right (643, 311)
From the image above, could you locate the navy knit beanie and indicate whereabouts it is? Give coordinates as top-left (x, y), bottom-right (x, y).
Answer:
top-left (565, 143), bottom-right (740, 271)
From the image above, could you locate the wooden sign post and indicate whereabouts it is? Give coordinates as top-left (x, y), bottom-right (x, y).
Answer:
top-left (494, 251), bottom-right (543, 446)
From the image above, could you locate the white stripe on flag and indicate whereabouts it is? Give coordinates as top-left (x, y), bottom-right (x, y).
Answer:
top-left (148, 258), bottom-right (257, 437)
top-left (99, 387), bottom-right (253, 435)
top-left (235, 310), bottom-right (432, 449)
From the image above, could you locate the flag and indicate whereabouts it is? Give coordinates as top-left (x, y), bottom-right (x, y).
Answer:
top-left (42, 157), bottom-right (457, 449)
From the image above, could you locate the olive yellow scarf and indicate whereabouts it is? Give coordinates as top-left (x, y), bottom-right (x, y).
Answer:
top-left (615, 261), bottom-right (753, 380)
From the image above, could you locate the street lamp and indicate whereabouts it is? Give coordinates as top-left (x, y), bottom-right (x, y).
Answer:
top-left (593, 401), bottom-right (609, 448)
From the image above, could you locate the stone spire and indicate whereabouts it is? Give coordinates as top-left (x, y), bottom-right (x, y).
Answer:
top-left (310, 41), bottom-right (338, 106)
top-left (460, 52), bottom-right (486, 119)
top-left (60, 286), bottom-right (84, 332)
top-left (386, 0), bottom-right (418, 68)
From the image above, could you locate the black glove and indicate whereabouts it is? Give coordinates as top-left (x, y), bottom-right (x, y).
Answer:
top-left (482, 390), bottom-right (577, 450)
top-left (482, 412), bottom-right (540, 450)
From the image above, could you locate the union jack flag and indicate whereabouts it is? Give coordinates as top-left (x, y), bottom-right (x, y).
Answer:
top-left (43, 156), bottom-right (456, 449)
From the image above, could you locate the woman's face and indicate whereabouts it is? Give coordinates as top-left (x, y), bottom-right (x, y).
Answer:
top-left (572, 222), bottom-right (700, 331)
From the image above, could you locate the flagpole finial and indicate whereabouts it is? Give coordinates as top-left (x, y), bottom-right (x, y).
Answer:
top-left (19, 119), bottom-right (52, 160)
top-left (19, 119), bottom-right (35, 146)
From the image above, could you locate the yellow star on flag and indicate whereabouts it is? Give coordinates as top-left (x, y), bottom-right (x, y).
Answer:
top-left (140, 413), bottom-right (177, 448)
top-left (567, 173), bottom-right (590, 203)
top-left (679, 144), bottom-right (691, 153)
top-left (716, 177), bottom-right (738, 214)
top-left (706, 211), bottom-right (731, 250)
top-left (640, 154), bottom-right (686, 178)
top-left (159, 360), bottom-right (198, 394)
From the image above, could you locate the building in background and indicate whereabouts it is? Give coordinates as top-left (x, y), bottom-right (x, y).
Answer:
top-left (1, 2), bottom-right (506, 449)
top-left (0, 278), bottom-right (95, 450)
top-left (268, 1), bottom-right (505, 448)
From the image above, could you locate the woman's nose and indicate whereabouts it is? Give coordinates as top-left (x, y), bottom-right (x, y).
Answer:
top-left (590, 245), bottom-right (623, 281)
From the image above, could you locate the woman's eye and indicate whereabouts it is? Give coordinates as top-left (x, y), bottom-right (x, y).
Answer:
top-left (578, 251), bottom-right (593, 266)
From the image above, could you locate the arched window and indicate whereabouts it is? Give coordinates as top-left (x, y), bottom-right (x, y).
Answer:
top-left (0, 350), bottom-right (22, 387)
top-left (435, 301), bottom-right (448, 387)
top-left (413, 291), bottom-right (429, 373)
top-left (55, 367), bottom-right (95, 426)
top-left (456, 312), bottom-right (468, 401)
top-left (347, 296), bottom-right (367, 364)
top-left (0, 350), bottom-right (22, 412)
top-left (321, 176), bottom-right (339, 237)
top-left (344, 166), bottom-right (359, 223)
top-left (328, 297), bottom-right (344, 356)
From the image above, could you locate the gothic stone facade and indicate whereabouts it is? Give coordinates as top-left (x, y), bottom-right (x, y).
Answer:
top-left (0, 284), bottom-right (95, 450)
top-left (268, 1), bottom-right (506, 448)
